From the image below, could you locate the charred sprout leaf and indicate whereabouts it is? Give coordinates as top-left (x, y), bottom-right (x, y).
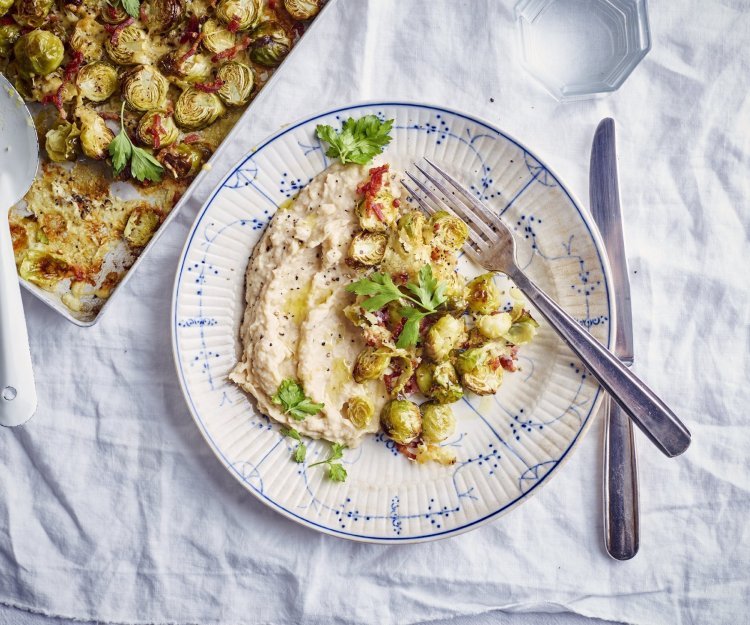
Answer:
top-left (121, 0), bottom-right (141, 19)
top-left (271, 379), bottom-right (323, 421)
top-left (315, 115), bottom-right (393, 165)
top-left (309, 442), bottom-right (347, 482)
top-left (45, 121), bottom-right (80, 162)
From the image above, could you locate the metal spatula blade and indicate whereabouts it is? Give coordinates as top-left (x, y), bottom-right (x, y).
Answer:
top-left (0, 73), bottom-right (39, 427)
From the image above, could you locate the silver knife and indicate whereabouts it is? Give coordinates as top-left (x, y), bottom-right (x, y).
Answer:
top-left (590, 118), bottom-right (640, 560)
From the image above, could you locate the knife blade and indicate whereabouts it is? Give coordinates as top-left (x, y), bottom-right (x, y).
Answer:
top-left (590, 118), bottom-right (640, 560)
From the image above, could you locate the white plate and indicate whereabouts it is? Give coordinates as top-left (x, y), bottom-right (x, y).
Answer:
top-left (171, 102), bottom-right (614, 543)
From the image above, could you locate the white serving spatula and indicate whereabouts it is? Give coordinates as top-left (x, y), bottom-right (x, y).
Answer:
top-left (0, 73), bottom-right (39, 427)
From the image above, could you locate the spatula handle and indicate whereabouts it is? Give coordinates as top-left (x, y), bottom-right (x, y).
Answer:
top-left (0, 210), bottom-right (36, 427)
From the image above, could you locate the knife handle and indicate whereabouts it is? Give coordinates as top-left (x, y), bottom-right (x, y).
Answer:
top-left (509, 268), bottom-right (691, 458)
top-left (603, 396), bottom-right (639, 559)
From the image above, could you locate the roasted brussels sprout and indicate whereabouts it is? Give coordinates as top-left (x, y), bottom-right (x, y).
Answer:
top-left (456, 345), bottom-right (504, 395)
top-left (249, 20), bottom-right (291, 67)
top-left (105, 24), bottom-right (151, 66)
top-left (284, 0), bottom-right (321, 20)
top-left (356, 193), bottom-right (399, 233)
top-left (440, 269), bottom-right (467, 312)
top-left (347, 231), bottom-right (387, 267)
top-left (75, 62), bottom-right (119, 102)
top-left (45, 120), bottom-right (80, 162)
top-left (70, 16), bottom-right (107, 63)
top-left (0, 0), bottom-right (13, 17)
top-left (156, 141), bottom-right (212, 179)
top-left (121, 64), bottom-right (169, 112)
top-left (158, 49), bottom-right (212, 84)
top-left (14, 30), bottom-right (64, 77)
top-left (387, 353), bottom-right (415, 397)
top-left (216, 60), bottom-right (254, 106)
top-left (136, 110), bottom-right (179, 148)
top-left (174, 87), bottom-right (226, 130)
top-left (415, 361), bottom-right (434, 395)
top-left (428, 210), bottom-right (469, 251)
top-left (396, 210), bottom-right (427, 253)
top-left (12, 0), bottom-right (54, 28)
top-left (343, 396), bottom-right (375, 429)
top-left (352, 347), bottom-right (391, 383)
top-left (476, 312), bottom-right (512, 340)
top-left (100, 2), bottom-right (130, 25)
top-left (430, 361), bottom-right (463, 404)
top-left (144, 0), bottom-right (184, 34)
top-left (215, 0), bottom-right (262, 31)
top-left (466, 272), bottom-right (502, 315)
top-left (420, 401), bottom-right (456, 444)
top-left (381, 399), bottom-right (422, 445)
top-left (75, 106), bottom-right (115, 160)
top-left (0, 22), bottom-right (21, 56)
top-left (18, 249), bottom-right (71, 290)
top-left (425, 314), bottom-right (466, 362)
top-left (506, 310), bottom-right (539, 345)
top-left (201, 18), bottom-right (236, 54)
top-left (124, 207), bottom-right (162, 247)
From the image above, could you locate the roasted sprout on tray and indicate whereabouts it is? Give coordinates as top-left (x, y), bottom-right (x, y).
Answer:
top-left (1, 0), bottom-right (324, 319)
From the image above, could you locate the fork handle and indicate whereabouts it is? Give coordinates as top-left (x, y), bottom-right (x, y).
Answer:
top-left (508, 268), bottom-right (690, 458)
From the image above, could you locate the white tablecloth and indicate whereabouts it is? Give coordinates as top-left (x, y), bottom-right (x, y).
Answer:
top-left (1, 1), bottom-right (748, 624)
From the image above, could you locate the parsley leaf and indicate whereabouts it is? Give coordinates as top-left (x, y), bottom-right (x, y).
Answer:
top-left (346, 272), bottom-right (403, 311)
top-left (120, 0), bottom-right (141, 18)
top-left (396, 306), bottom-right (427, 349)
top-left (404, 265), bottom-right (447, 313)
top-left (272, 379), bottom-right (324, 421)
top-left (108, 102), bottom-right (163, 182)
top-left (315, 115), bottom-right (393, 165)
top-left (280, 426), bottom-right (301, 441)
top-left (309, 442), bottom-right (348, 482)
top-left (293, 443), bottom-right (307, 463)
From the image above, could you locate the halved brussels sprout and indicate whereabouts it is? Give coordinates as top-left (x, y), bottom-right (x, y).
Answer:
top-left (476, 312), bottom-right (512, 340)
top-left (353, 347), bottom-right (391, 383)
top-left (14, 30), bottom-right (64, 77)
top-left (428, 210), bottom-right (469, 251)
top-left (70, 16), bottom-right (107, 63)
top-left (441, 269), bottom-right (467, 312)
top-left (456, 344), bottom-right (506, 395)
top-left (156, 141), bottom-right (212, 179)
top-left (356, 193), bottom-right (399, 233)
top-left (18, 249), bottom-right (71, 290)
top-left (0, 0), bottom-right (13, 17)
top-left (201, 18), bottom-right (236, 54)
top-left (45, 120), bottom-right (80, 162)
top-left (158, 49), bottom-right (212, 84)
top-left (347, 231), bottom-right (387, 267)
top-left (381, 399), bottom-right (422, 445)
top-left (100, 2), bottom-right (130, 24)
top-left (425, 314), bottom-right (466, 362)
top-left (124, 207), bottom-right (162, 247)
top-left (466, 272), bottom-right (502, 315)
top-left (144, 0), bottom-right (184, 34)
top-left (12, 0), bottom-right (54, 28)
top-left (506, 310), bottom-right (539, 345)
top-left (387, 353), bottom-right (415, 397)
top-left (75, 62), bottom-right (119, 102)
top-left (396, 210), bottom-right (427, 253)
top-left (0, 23), bottom-right (21, 56)
top-left (121, 64), bottom-right (169, 112)
top-left (136, 111), bottom-right (179, 148)
top-left (343, 396), bottom-right (374, 429)
top-left (249, 20), bottom-right (291, 67)
top-left (284, 0), bottom-right (321, 20)
top-left (216, 60), bottom-right (254, 106)
top-left (415, 442), bottom-right (456, 466)
top-left (174, 87), bottom-right (226, 130)
top-left (75, 106), bottom-right (115, 160)
top-left (105, 24), bottom-right (151, 66)
top-left (415, 361), bottom-right (433, 395)
top-left (215, 0), bottom-right (262, 31)
top-left (420, 401), bottom-right (456, 444)
top-left (431, 361), bottom-right (464, 404)
top-left (461, 363), bottom-right (503, 395)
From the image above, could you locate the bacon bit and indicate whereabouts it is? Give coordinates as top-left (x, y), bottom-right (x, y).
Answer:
top-left (98, 111), bottom-right (121, 121)
top-left (150, 113), bottom-right (164, 149)
top-left (63, 50), bottom-right (84, 83)
top-left (179, 15), bottom-right (201, 43)
top-left (499, 355), bottom-right (517, 372)
top-left (194, 78), bottom-right (225, 93)
top-left (404, 374), bottom-right (419, 395)
top-left (370, 202), bottom-right (385, 222)
top-left (179, 34), bottom-right (203, 64)
top-left (356, 164), bottom-right (389, 196)
top-left (267, 0), bottom-right (276, 9)
top-left (419, 315), bottom-right (437, 336)
top-left (106, 16), bottom-right (134, 45)
top-left (41, 85), bottom-right (66, 119)
top-left (393, 199), bottom-right (400, 208)
top-left (183, 133), bottom-right (201, 144)
top-left (488, 356), bottom-right (502, 371)
top-left (392, 272), bottom-right (408, 285)
top-left (211, 35), bottom-right (251, 62)
top-left (139, 2), bottom-right (148, 24)
top-left (396, 442), bottom-right (418, 461)
top-left (291, 20), bottom-right (305, 38)
top-left (226, 14), bottom-right (241, 32)
top-left (0, 16), bottom-right (14, 25)
top-left (391, 317), bottom-right (406, 340)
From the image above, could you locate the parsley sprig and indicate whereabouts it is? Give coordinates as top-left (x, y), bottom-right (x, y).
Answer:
top-left (309, 443), bottom-right (347, 482)
top-left (108, 103), bottom-right (164, 183)
top-left (315, 115), bottom-right (393, 165)
top-left (272, 379), bottom-right (324, 421)
top-left (280, 427), bottom-right (307, 463)
top-left (346, 265), bottom-right (448, 348)
top-left (119, 0), bottom-right (141, 19)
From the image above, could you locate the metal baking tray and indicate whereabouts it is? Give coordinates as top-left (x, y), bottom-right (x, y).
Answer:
top-left (15, 0), bottom-right (337, 327)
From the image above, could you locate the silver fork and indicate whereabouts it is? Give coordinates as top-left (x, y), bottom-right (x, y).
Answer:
top-left (402, 159), bottom-right (691, 459)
